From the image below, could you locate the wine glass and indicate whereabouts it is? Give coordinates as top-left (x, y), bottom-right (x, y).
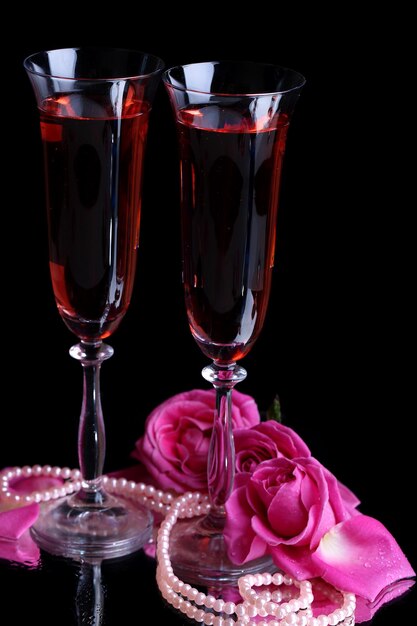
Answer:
top-left (24, 47), bottom-right (164, 559)
top-left (163, 61), bottom-right (305, 583)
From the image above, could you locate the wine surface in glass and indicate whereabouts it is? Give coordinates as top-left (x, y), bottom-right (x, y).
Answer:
top-left (40, 93), bottom-right (149, 341)
top-left (178, 104), bottom-right (289, 363)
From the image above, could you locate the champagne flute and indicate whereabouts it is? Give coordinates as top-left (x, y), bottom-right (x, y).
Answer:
top-left (25, 47), bottom-right (163, 559)
top-left (163, 60), bottom-right (304, 583)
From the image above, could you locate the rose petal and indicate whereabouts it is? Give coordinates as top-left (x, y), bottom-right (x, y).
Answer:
top-left (267, 472), bottom-right (307, 538)
top-left (336, 479), bottom-right (361, 512)
top-left (225, 476), bottom-right (265, 563)
top-left (309, 577), bottom-right (415, 623)
top-left (0, 529), bottom-right (40, 566)
top-left (270, 543), bottom-right (325, 579)
top-left (143, 542), bottom-right (156, 559)
top-left (313, 515), bottom-right (415, 601)
top-left (300, 461), bottom-right (338, 547)
top-left (0, 503), bottom-right (40, 540)
top-left (355, 578), bottom-right (415, 622)
top-left (254, 421), bottom-right (311, 458)
top-left (11, 476), bottom-right (63, 494)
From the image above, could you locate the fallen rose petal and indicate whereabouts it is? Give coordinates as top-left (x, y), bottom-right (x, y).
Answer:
top-left (305, 578), bottom-right (416, 624)
top-left (354, 578), bottom-right (415, 622)
top-left (143, 542), bottom-right (156, 559)
top-left (312, 515), bottom-right (415, 601)
top-left (11, 475), bottom-right (63, 494)
top-left (0, 529), bottom-right (40, 566)
top-left (0, 503), bottom-right (40, 540)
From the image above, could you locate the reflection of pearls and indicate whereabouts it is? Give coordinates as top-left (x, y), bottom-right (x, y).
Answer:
top-left (0, 466), bottom-right (356, 626)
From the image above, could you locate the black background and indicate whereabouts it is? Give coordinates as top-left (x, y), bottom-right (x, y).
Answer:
top-left (0, 11), bottom-right (415, 624)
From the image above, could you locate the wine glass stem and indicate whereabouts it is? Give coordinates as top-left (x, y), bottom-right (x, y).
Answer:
top-left (79, 359), bottom-right (105, 485)
top-left (202, 362), bottom-right (247, 531)
top-left (70, 341), bottom-right (114, 503)
top-left (208, 385), bottom-right (235, 522)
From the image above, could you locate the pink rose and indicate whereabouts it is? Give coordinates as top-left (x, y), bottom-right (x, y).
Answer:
top-left (233, 421), bottom-right (359, 512)
top-left (225, 457), bottom-right (414, 621)
top-left (132, 389), bottom-right (260, 492)
top-left (225, 456), bottom-right (358, 577)
top-left (234, 421), bottom-right (311, 472)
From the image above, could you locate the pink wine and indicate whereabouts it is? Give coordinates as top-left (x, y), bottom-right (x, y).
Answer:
top-left (178, 104), bottom-right (289, 363)
top-left (40, 93), bottom-right (149, 341)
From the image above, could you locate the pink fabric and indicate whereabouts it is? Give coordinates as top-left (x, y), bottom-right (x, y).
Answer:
top-left (132, 389), bottom-right (260, 491)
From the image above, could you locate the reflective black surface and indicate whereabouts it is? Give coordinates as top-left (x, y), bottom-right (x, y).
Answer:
top-left (0, 546), bottom-right (414, 625)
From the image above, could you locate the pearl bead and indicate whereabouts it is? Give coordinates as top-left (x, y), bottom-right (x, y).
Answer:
top-left (61, 467), bottom-right (71, 478)
top-left (196, 592), bottom-right (206, 605)
top-left (188, 588), bottom-right (198, 601)
top-left (235, 604), bottom-right (246, 617)
top-left (245, 604), bottom-right (257, 618)
top-left (255, 596), bottom-right (266, 610)
top-left (223, 601), bottom-right (235, 615)
top-left (204, 595), bottom-right (216, 609)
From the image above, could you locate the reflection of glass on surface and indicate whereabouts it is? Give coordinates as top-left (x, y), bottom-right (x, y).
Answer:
top-left (76, 561), bottom-right (104, 626)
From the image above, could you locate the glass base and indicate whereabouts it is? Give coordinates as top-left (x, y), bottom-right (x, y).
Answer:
top-left (169, 516), bottom-right (275, 585)
top-left (31, 491), bottom-right (153, 560)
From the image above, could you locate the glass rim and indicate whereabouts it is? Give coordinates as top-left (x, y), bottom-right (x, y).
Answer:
top-left (163, 60), bottom-right (306, 97)
top-left (23, 46), bottom-right (165, 82)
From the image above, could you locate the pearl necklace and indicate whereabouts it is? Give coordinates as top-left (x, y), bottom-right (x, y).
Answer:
top-left (0, 466), bottom-right (356, 626)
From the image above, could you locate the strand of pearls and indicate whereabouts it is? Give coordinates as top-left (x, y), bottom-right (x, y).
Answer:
top-left (155, 491), bottom-right (356, 626)
top-left (0, 467), bottom-right (356, 626)
top-left (0, 465), bottom-right (82, 503)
